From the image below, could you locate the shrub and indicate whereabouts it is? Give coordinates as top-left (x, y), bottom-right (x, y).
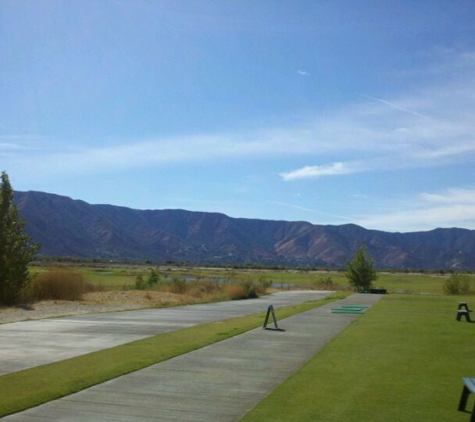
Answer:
top-left (168, 277), bottom-right (187, 294)
top-left (134, 274), bottom-right (146, 290)
top-left (317, 275), bottom-right (336, 290)
top-left (244, 281), bottom-right (258, 299)
top-left (201, 280), bottom-right (220, 294)
top-left (319, 275), bottom-right (333, 285)
top-left (224, 283), bottom-right (248, 300)
top-left (256, 275), bottom-right (271, 294)
top-left (224, 280), bottom-right (258, 300)
top-left (32, 269), bottom-right (91, 301)
top-left (443, 273), bottom-right (474, 295)
top-left (186, 281), bottom-right (221, 298)
top-left (459, 275), bottom-right (472, 295)
top-left (146, 269), bottom-right (160, 287)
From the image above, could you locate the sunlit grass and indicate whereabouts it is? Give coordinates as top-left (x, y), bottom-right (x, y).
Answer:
top-left (240, 294), bottom-right (474, 422)
top-left (259, 270), bottom-right (450, 294)
top-left (29, 263), bottom-right (460, 295)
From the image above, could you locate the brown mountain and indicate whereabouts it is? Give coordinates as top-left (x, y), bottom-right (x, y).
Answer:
top-left (14, 190), bottom-right (475, 269)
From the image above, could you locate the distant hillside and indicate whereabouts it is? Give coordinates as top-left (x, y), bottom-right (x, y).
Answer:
top-left (14, 190), bottom-right (475, 269)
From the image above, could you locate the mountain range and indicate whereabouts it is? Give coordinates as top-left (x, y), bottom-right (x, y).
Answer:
top-left (13, 190), bottom-right (475, 270)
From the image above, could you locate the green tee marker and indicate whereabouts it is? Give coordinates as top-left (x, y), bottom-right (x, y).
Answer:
top-left (331, 308), bottom-right (364, 314)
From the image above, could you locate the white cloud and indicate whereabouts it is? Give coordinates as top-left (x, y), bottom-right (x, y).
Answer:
top-left (297, 70), bottom-right (310, 76)
top-left (357, 204), bottom-right (475, 232)
top-left (268, 200), bottom-right (354, 221)
top-left (356, 187), bottom-right (475, 232)
top-left (415, 142), bottom-right (475, 160)
top-left (420, 188), bottom-right (475, 205)
top-left (2, 135), bottom-right (265, 178)
top-left (280, 162), bottom-right (361, 181)
top-left (280, 52), bottom-right (475, 182)
top-left (4, 50), bottom-right (475, 188)
top-left (365, 96), bottom-right (433, 120)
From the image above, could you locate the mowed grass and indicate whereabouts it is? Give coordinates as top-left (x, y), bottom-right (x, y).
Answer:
top-left (257, 270), bottom-right (450, 294)
top-left (75, 267), bottom-right (138, 289)
top-left (375, 272), bottom-right (451, 294)
top-left (240, 294), bottom-right (474, 422)
top-left (0, 294), bottom-right (344, 418)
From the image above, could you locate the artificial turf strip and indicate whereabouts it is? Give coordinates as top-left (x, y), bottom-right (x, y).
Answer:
top-left (0, 293), bottom-right (346, 417)
top-left (331, 308), bottom-right (364, 314)
top-left (240, 294), bottom-right (475, 422)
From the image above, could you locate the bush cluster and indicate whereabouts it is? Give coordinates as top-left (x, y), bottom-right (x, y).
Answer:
top-left (224, 280), bottom-right (258, 300)
top-left (28, 269), bottom-right (95, 301)
top-left (443, 273), bottom-right (475, 295)
top-left (132, 270), bottom-right (271, 301)
top-left (168, 277), bottom-right (187, 294)
top-left (223, 277), bottom-right (270, 300)
top-left (135, 268), bottom-right (162, 290)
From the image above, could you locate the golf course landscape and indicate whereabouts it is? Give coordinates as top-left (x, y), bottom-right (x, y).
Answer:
top-left (1, 264), bottom-right (474, 420)
top-left (4, 1), bottom-right (475, 420)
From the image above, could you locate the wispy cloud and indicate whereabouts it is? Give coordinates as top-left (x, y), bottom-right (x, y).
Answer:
top-left (356, 187), bottom-right (475, 232)
top-left (21, 133), bottom-right (304, 174)
top-left (297, 70), bottom-right (310, 76)
top-left (357, 204), bottom-right (475, 232)
top-left (0, 143), bottom-right (26, 150)
top-left (268, 200), bottom-right (354, 221)
top-left (282, 52), bottom-right (475, 182)
top-left (365, 95), bottom-right (433, 120)
top-left (420, 188), bottom-right (475, 205)
top-left (3, 50), bottom-right (475, 188)
top-left (280, 162), bottom-right (361, 181)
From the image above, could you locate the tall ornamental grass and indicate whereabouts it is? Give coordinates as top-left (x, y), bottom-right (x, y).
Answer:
top-left (31, 268), bottom-right (94, 301)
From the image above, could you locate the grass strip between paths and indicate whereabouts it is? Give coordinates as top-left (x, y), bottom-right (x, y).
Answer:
top-left (0, 292), bottom-right (346, 417)
top-left (240, 294), bottom-right (475, 422)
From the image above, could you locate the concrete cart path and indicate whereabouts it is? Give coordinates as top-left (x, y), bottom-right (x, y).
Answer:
top-left (0, 290), bottom-right (333, 376)
top-left (3, 293), bottom-right (382, 422)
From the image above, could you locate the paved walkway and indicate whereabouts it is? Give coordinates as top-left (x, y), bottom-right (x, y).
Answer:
top-left (0, 291), bottom-right (332, 375)
top-left (0, 290), bottom-right (331, 375)
top-left (2, 293), bottom-right (382, 421)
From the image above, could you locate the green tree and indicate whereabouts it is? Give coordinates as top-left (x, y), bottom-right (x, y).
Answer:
top-left (134, 274), bottom-right (146, 290)
top-left (345, 244), bottom-right (378, 292)
top-left (0, 172), bottom-right (41, 305)
top-left (146, 268), bottom-right (160, 287)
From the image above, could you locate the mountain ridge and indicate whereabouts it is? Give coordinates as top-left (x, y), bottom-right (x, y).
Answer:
top-left (14, 190), bottom-right (475, 269)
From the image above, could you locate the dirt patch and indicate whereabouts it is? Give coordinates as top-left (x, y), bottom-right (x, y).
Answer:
top-left (0, 291), bottom-right (199, 324)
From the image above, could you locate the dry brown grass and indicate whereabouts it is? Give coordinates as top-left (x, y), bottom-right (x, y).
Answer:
top-left (223, 283), bottom-right (248, 300)
top-left (2, 272), bottom-right (274, 324)
top-left (223, 280), bottom-right (258, 300)
top-left (84, 290), bottom-right (199, 306)
top-left (0, 290), bottom-right (203, 324)
top-left (30, 268), bottom-right (95, 301)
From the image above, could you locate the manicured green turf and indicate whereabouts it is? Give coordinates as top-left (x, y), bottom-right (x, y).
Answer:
top-left (80, 267), bottom-right (140, 288)
top-left (240, 294), bottom-right (474, 422)
top-left (0, 293), bottom-right (345, 417)
top-left (239, 270), bottom-right (451, 294)
top-left (374, 272), bottom-right (450, 294)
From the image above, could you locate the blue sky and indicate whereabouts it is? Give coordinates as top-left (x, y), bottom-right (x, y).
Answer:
top-left (2, 1), bottom-right (475, 233)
